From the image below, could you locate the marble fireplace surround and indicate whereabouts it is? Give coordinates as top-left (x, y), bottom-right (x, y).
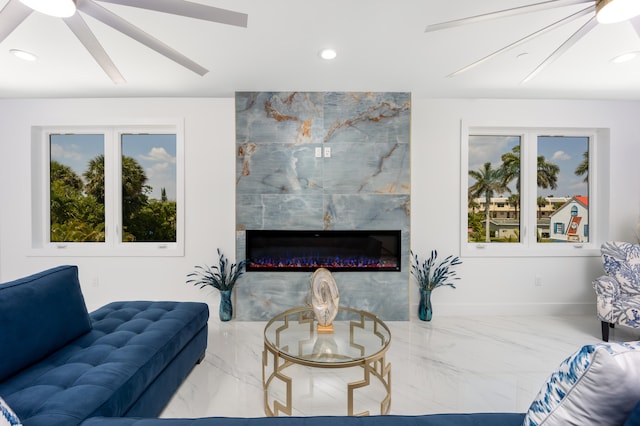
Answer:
top-left (235, 92), bottom-right (411, 321)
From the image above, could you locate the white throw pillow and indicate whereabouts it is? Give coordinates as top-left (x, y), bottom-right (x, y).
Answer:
top-left (0, 398), bottom-right (21, 426)
top-left (523, 341), bottom-right (640, 426)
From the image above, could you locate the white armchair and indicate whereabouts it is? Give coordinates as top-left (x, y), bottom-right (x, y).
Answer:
top-left (593, 241), bottom-right (640, 341)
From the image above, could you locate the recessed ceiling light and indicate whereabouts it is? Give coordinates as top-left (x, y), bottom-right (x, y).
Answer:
top-left (10, 49), bottom-right (37, 61)
top-left (18, 0), bottom-right (76, 18)
top-left (611, 51), bottom-right (640, 64)
top-left (319, 48), bottom-right (337, 60)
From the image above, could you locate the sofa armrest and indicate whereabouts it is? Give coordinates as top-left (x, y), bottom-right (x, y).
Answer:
top-left (593, 275), bottom-right (620, 298)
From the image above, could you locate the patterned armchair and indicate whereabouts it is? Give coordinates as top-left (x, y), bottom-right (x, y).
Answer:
top-left (593, 241), bottom-right (640, 341)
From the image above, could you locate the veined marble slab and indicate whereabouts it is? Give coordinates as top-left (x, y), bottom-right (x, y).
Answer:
top-left (236, 92), bottom-right (411, 321)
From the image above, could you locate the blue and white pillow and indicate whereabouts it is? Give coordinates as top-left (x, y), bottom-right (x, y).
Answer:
top-left (524, 341), bottom-right (640, 426)
top-left (0, 398), bottom-right (21, 426)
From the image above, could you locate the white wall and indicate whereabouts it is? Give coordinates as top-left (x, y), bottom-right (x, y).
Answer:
top-left (1, 97), bottom-right (639, 317)
top-left (0, 98), bottom-right (236, 314)
top-left (411, 98), bottom-right (640, 316)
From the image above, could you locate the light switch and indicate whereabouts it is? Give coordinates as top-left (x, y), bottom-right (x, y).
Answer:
top-left (315, 147), bottom-right (322, 158)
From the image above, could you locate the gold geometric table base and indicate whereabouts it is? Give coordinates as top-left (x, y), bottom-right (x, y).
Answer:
top-left (262, 345), bottom-right (391, 416)
top-left (347, 356), bottom-right (392, 416)
top-left (262, 307), bottom-right (392, 417)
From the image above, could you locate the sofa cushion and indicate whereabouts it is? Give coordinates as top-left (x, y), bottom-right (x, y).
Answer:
top-left (0, 301), bottom-right (208, 426)
top-left (523, 341), bottom-right (640, 426)
top-left (0, 265), bottom-right (92, 381)
top-left (0, 397), bottom-right (21, 426)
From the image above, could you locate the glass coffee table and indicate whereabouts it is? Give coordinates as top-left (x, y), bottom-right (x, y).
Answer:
top-left (262, 306), bottom-right (391, 416)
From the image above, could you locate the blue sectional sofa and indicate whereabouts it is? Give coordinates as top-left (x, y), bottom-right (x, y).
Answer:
top-left (0, 265), bottom-right (209, 426)
top-left (82, 414), bottom-right (526, 425)
top-left (4, 265), bottom-right (640, 426)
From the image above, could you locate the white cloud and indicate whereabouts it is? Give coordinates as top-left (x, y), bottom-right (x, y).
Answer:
top-left (551, 150), bottom-right (571, 161)
top-left (468, 135), bottom-right (519, 173)
top-left (50, 143), bottom-right (85, 162)
top-left (140, 147), bottom-right (175, 164)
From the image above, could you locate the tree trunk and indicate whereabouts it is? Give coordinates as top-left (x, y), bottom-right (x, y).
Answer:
top-left (485, 201), bottom-right (491, 242)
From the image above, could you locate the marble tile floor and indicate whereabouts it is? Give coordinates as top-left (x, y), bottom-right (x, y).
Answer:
top-left (161, 315), bottom-right (640, 419)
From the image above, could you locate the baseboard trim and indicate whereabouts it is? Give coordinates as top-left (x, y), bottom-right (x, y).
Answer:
top-left (412, 302), bottom-right (594, 317)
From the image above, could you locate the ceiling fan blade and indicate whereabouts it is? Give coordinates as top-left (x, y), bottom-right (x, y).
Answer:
top-left (63, 12), bottom-right (126, 84)
top-left (448, 5), bottom-right (594, 77)
top-left (96, 0), bottom-right (247, 28)
top-left (630, 15), bottom-right (640, 38)
top-left (0, 0), bottom-right (33, 43)
top-left (426, 0), bottom-right (594, 32)
top-left (522, 16), bottom-right (599, 83)
top-left (76, 0), bottom-right (209, 76)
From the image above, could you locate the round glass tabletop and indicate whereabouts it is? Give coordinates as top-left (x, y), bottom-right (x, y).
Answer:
top-left (263, 306), bottom-right (391, 367)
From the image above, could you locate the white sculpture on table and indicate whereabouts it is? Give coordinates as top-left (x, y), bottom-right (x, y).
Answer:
top-left (311, 268), bottom-right (339, 333)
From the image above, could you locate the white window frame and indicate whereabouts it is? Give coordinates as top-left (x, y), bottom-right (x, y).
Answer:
top-left (461, 124), bottom-right (609, 258)
top-left (30, 120), bottom-right (184, 257)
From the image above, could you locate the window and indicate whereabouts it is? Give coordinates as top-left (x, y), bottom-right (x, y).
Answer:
top-left (462, 125), bottom-right (609, 257)
top-left (32, 122), bottom-right (184, 256)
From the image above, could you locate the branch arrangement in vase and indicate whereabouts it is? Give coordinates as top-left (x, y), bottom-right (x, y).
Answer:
top-left (186, 248), bottom-right (247, 292)
top-left (410, 249), bottom-right (462, 291)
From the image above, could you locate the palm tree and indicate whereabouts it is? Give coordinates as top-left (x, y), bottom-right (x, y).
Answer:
top-left (536, 155), bottom-right (559, 190)
top-left (537, 196), bottom-right (548, 220)
top-left (468, 162), bottom-right (509, 242)
top-left (120, 156), bottom-right (152, 234)
top-left (500, 145), bottom-right (522, 191)
top-left (575, 150), bottom-right (588, 183)
top-left (51, 161), bottom-right (83, 190)
top-left (83, 154), bottom-right (105, 204)
top-left (507, 193), bottom-right (520, 220)
top-left (468, 197), bottom-right (480, 214)
top-left (500, 145), bottom-right (560, 191)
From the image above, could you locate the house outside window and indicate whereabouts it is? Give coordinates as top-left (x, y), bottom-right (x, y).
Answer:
top-left (31, 122), bottom-right (184, 256)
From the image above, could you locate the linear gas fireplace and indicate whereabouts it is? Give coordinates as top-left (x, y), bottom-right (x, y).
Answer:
top-left (245, 230), bottom-right (401, 272)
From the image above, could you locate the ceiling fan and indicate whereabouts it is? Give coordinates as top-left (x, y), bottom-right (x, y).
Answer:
top-left (425, 0), bottom-right (640, 83)
top-left (0, 0), bottom-right (248, 83)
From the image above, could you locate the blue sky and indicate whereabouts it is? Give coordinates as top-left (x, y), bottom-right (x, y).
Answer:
top-left (468, 135), bottom-right (589, 199)
top-left (50, 133), bottom-right (176, 201)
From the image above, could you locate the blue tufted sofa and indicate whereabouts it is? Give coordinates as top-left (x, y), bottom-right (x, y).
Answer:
top-left (0, 265), bottom-right (209, 426)
top-left (5, 266), bottom-right (640, 426)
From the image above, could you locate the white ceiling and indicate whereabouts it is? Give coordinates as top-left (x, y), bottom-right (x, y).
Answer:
top-left (1, 0), bottom-right (640, 99)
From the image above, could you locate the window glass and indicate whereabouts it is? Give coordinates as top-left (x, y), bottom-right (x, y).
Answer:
top-left (120, 134), bottom-right (177, 242)
top-left (537, 136), bottom-right (589, 243)
top-left (34, 122), bottom-right (183, 256)
top-left (49, 134), bottom-right (105, 242)
top-left (468, 135), bottom-right (521, 243)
